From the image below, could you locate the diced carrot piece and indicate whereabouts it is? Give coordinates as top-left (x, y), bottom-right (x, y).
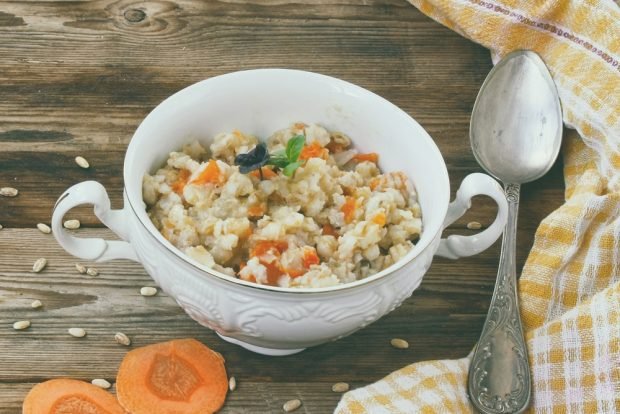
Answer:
top-left (285, 268), bottom-right (305, 278)
top-left (171, 169), bottom-right (191, 194)
top-left (263, 167), bottom-right (278, 179)
top-left (353, 152), bottom-right (379, 163)
top-left (372, 212), bottom-right (387, 226)
top-left (302, 247), bottom-right (320, 268)
top-left (322, 223), bottom-right (339, 237)
top-left (285, 247), bottom-right (320, 278)
top-left (250, 240), bottom-right (288, 258)
top-left (299, 141), bottom-right (328, 160)
top-left (248, 203), bottom-right (266, 218)
top-left (116, 338), bottom-right (228, 414)
top-left (341, 196), bottom-right (357, 224)
top-left (249, 241), bottom-right (289, 285)
top-left (191, 159), bottom-right (222, 186)
top-left (23, 379), bottom-right (126, 414)
top-left (264, 261), bottom-right (286, 285)
top-left (249, 166), bottom-right (278, 179)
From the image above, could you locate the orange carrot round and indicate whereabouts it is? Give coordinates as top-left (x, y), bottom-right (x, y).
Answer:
top-left (116, 338), bottom-right (228, 414)
top-left (23, 378), bottom-right (125, 414)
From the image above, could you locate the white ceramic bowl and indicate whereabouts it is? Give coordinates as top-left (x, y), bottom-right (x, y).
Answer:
top-left (52, 69), bottom-right (507, 355)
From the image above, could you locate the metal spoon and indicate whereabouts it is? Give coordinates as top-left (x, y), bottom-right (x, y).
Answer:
top-left (468, 50), bottom-right (562, 414)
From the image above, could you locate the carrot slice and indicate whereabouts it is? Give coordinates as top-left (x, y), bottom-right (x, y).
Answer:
top-left (284, 247), bottom-right (320, 278)
top-left (250, 240), bottom-right (288, 258)
top-left (171, 169), bottom-right (191, 195)
top-left (302, 247), bottom-right (320, 268)
top-left (23, 378), bottom-right (125, 414)
top-left (341, 196), bottom-right (357, 224)
top-left (249, 166), bottom-right (278, 179)
top-left (116, 338), bottom-right (227, 414)
top-left (285, 267), bottom-right (305, 278)
top-left (249, 241), bottom-right (289, 285)
top-left (248, 203), bottom-right (267, 218)
top-left (352, 152), bottom-right (379, 163)
top-left (191, 159), bottom-right (222, 186)
top-left (299, 141), bottom-right (328, 161)
top-left (265, 261), bottom-right (287, 285)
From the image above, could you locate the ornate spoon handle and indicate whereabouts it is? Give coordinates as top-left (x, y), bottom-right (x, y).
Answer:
top-left (468, 183), bottom-right (531, 414)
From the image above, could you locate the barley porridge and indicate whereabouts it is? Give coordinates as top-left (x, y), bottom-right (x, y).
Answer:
top-left (143, 123), bottom-right (422, 288)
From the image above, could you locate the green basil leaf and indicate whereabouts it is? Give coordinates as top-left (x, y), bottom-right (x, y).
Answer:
top-left (286, 135), bottom-right (306, 162)
top-left (283, 161), bottom-right (302, 177)
top-left (267, 155), bottom-right (289, 169)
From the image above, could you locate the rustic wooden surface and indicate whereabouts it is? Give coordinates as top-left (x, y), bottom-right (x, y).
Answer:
top-left (0, 0), bottom-right (565, 412)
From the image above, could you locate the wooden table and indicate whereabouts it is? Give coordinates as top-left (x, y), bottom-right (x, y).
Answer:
top-left (0, 1), bottom-right (565, 412)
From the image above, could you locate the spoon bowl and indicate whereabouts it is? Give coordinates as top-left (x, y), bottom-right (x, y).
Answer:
top-left (471, 51), bottom-right (562, 183)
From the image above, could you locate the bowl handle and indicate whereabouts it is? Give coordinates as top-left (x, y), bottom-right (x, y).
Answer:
top-left (435, 173), bottom-right (508, 259)
top-left (52, 181), bottom-right (139, 262)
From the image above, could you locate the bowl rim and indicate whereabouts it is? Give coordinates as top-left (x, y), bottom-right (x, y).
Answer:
top-left (125, 68), bottom-right (450, 294)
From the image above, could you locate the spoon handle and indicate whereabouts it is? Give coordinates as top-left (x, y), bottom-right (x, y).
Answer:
top-left (468, 183), bottom-right (531, 414)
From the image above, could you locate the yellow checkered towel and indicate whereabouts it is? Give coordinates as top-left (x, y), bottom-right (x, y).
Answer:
top-left (336, 0), bottom-right (620, 413)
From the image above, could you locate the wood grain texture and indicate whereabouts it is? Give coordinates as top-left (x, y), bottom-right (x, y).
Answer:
top-left (0, 0), bottom-right (565, 412)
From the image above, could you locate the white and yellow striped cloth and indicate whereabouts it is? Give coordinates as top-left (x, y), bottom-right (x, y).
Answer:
top-left (336, 0), bottom-right (620, 412)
